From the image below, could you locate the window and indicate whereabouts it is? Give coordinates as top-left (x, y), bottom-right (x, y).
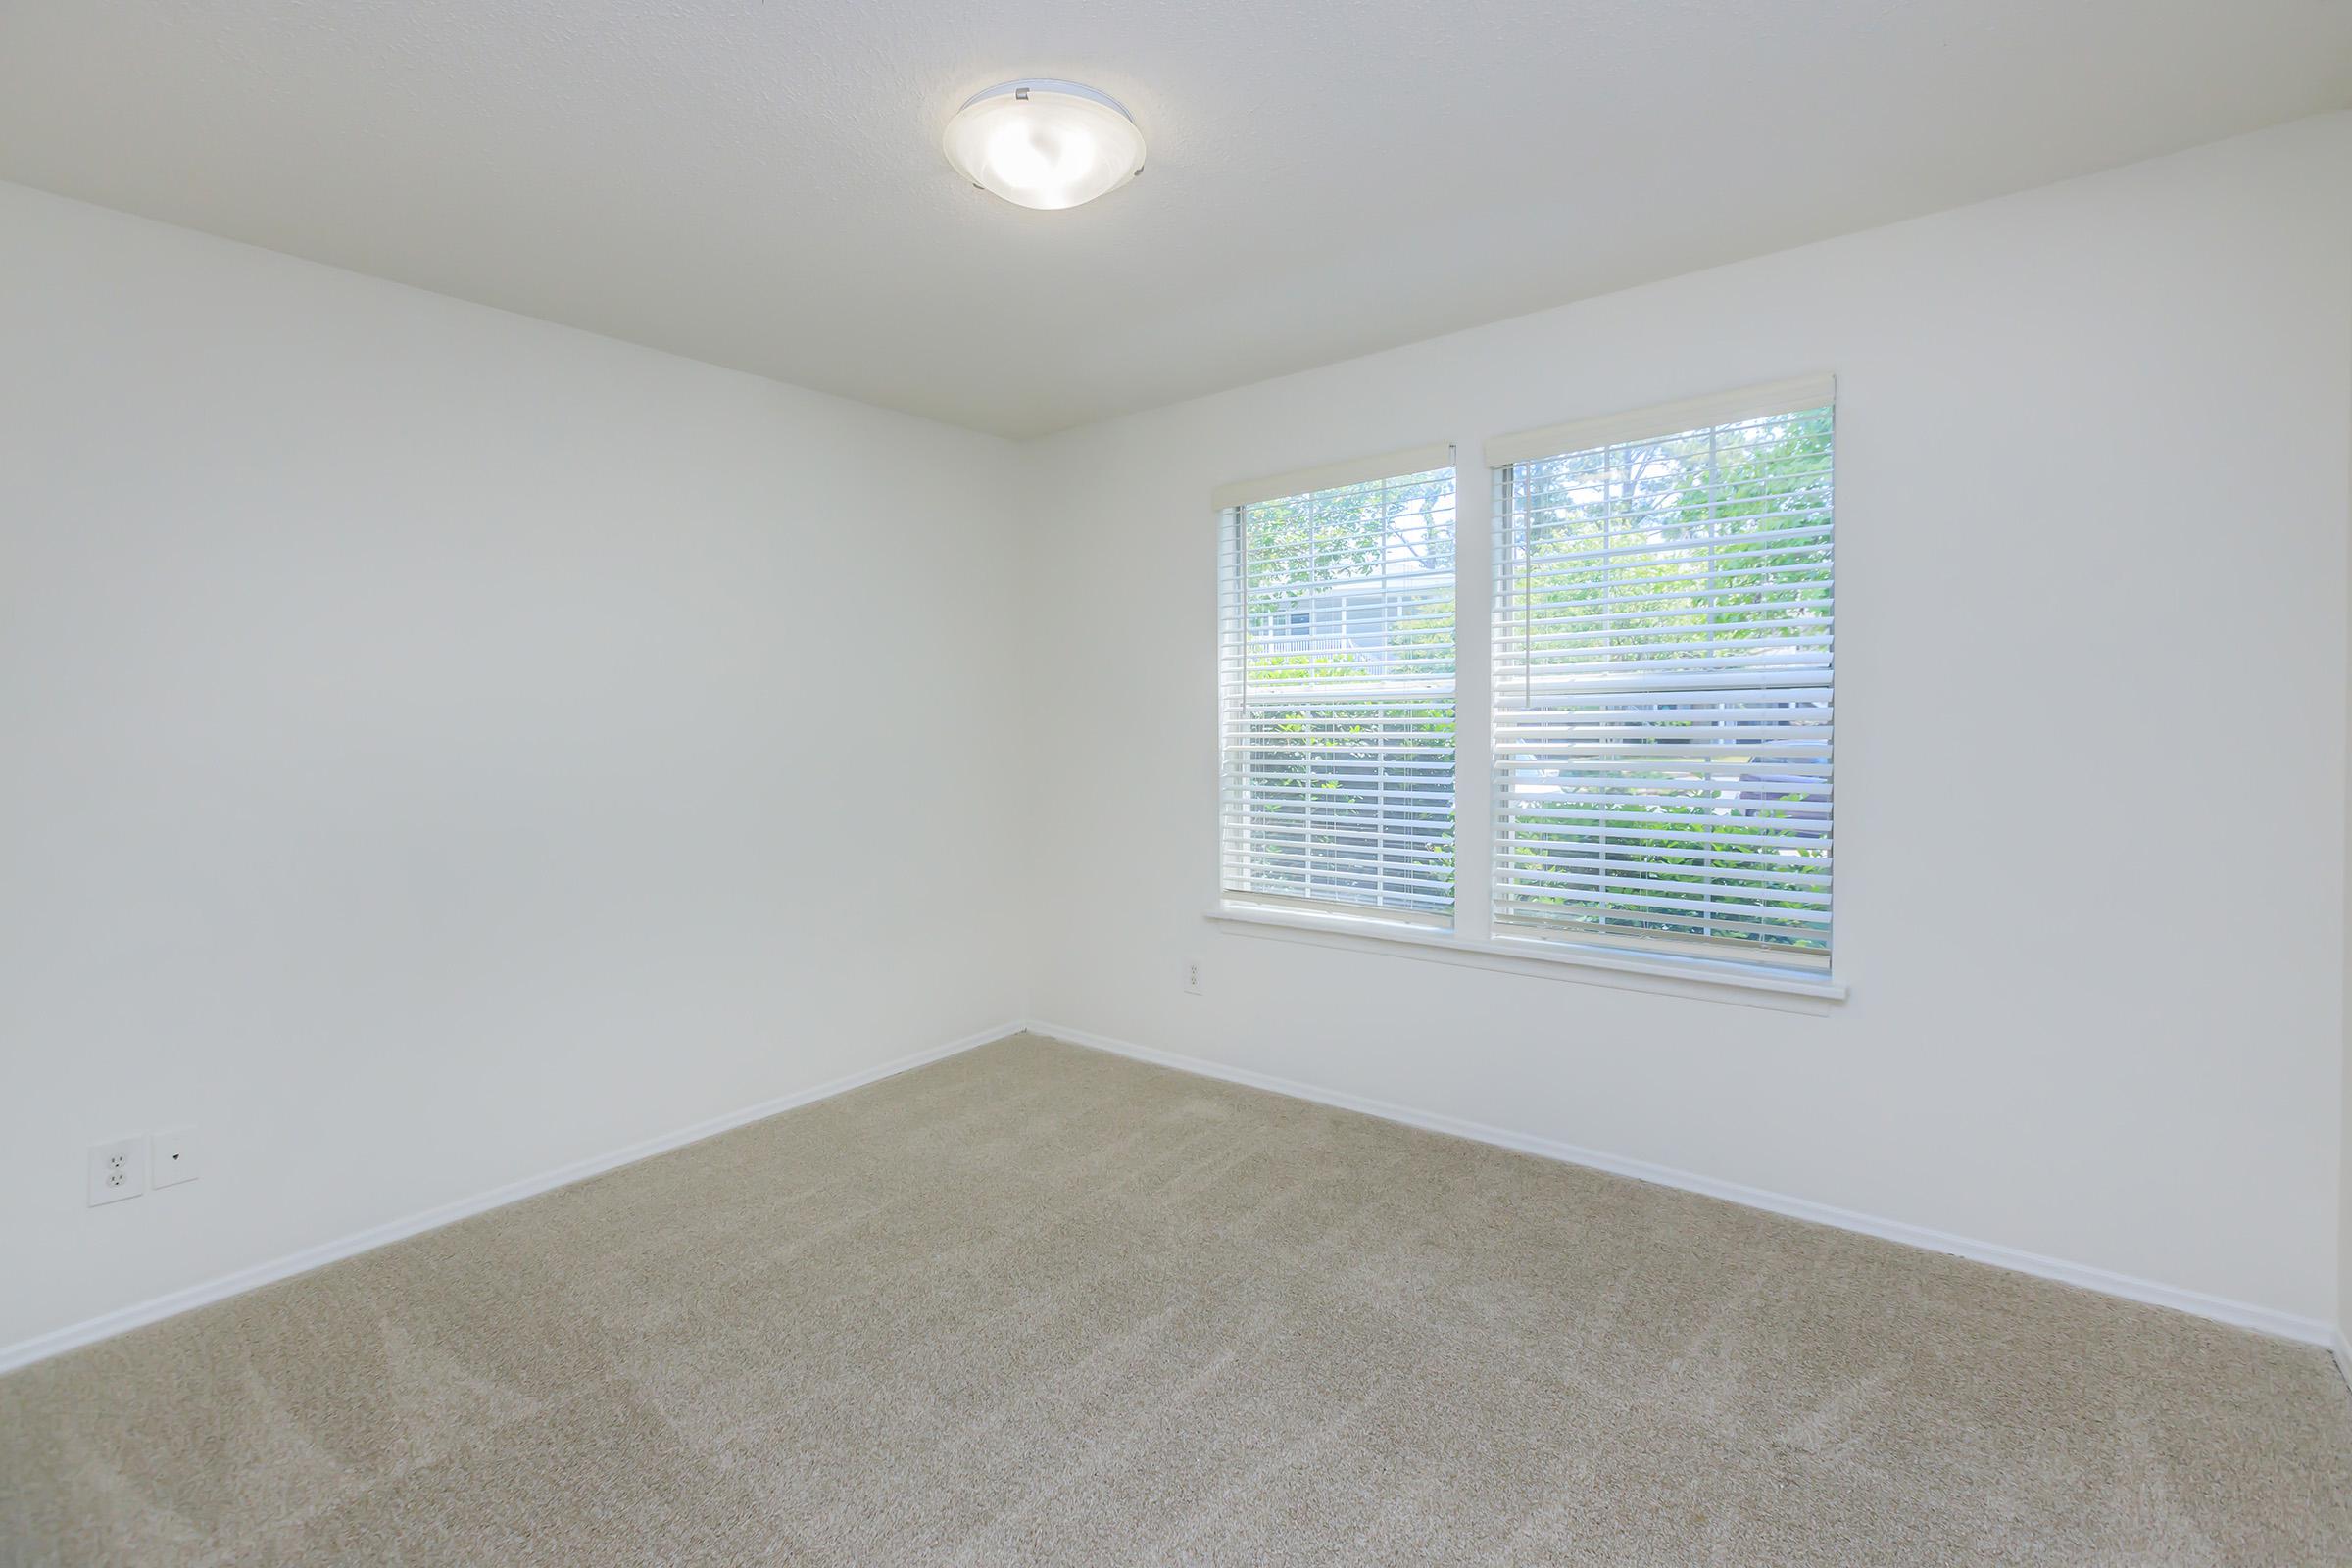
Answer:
top-left (1216, 447), bottom-right (1457, 922)
top-left (1490, 378), bottom-right (1836, 974)
top-left (1209, 378), bottom-right (1838, 994)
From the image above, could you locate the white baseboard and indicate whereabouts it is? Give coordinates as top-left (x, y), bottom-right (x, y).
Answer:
top-left (12, 1017), bottom-right (2341, 1375)
top-left (0, 1019), bottom-right (1027, 1376)
top-left (1025, 1019), bottom-right (2340, 1350)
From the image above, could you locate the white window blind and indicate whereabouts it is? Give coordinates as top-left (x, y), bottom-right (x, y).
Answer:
top-left (1491, 384), bottom-right (1835, 972)
top-left (1218, 450), bottom-right (1457, 922)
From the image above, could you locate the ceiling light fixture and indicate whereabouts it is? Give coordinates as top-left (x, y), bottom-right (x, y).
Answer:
top-left (942, 79), bottom-right (1145, 212)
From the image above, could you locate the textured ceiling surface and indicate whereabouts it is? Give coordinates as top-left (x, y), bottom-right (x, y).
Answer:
top-left (3, 1), bottom-right (2348, 437)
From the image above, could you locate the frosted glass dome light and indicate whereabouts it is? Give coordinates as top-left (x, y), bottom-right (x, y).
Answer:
top-left (943, 79), bottom-right (1145, 212)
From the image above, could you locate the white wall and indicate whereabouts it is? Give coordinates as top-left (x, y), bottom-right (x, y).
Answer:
top-left (8, 114), bottom-right (2351, 1360)
top-left (0, 183), bottom-right (1028, 1351)
top-left (1021, 114), bottom-right (2352, 1327)
top-left (2343, 223), bottom-right (2352, 1352)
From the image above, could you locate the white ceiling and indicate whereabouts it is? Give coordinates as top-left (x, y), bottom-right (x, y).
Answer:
top-left (3, 2), bottom-right (2348, 438)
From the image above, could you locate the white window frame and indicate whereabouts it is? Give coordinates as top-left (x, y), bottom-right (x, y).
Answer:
top-left (1207, 378), bottom-right (1846, 1004)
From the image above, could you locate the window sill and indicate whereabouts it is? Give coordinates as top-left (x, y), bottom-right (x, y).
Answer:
top-left (1204, 903), bottom-right (1847, 1011)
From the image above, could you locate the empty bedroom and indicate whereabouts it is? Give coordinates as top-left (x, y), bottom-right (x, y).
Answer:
top-left (4, 2), bottom-right (2352, 1562)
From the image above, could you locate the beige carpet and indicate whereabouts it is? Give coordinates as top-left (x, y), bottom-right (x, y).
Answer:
top-left (5, 1033), bottom-right (2349, 1566)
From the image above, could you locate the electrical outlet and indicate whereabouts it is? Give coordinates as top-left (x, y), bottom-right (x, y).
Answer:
top-left (87, 1137), bottom-right (148, 1206)
top-left (1182, 957), bottom-right (1202, 995)
top-left (152, 1126), bottom-right (199, 1188)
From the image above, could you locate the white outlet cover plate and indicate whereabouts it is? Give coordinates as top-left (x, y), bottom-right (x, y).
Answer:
top-left (153, 1125), bottom-right (199, 1187)
top-left (87, 1136), bottom-right (148, 1206)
